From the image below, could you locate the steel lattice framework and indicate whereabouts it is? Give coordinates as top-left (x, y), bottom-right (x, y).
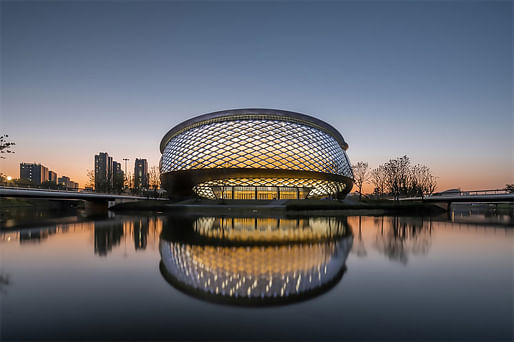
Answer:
top-left (160, 109), bottom-right (354, 199)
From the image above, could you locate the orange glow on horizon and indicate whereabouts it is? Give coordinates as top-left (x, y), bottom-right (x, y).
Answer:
top-left (1, 151), bottom-right (512, 192)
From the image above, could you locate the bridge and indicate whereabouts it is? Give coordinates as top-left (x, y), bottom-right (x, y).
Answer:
top-left (0, 186), bottom-right (161, 212)
top-left (423, 189), bottom-right (514, 210)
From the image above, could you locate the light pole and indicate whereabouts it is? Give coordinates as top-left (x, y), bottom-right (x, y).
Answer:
top-left (123, 158), bottom-right (129, 189)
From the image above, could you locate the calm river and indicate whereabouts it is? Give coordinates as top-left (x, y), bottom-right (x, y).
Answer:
top-left (0, 204), bottom-right (512, 341)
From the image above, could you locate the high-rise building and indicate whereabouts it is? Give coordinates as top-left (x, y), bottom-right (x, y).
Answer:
top-left (112, 161), bottom-right (124, 191)
top-left (113, 161), bottom-right (122, 177)
top-left (94, 152), bottom-right (124, 192)
top-left (19, 163), bottom-right (49, 185)
top-left (95, 152), bottom-right (112, 192)
top-left (48, 171), bottom-right (57, 183)
top-left (58, 176), bottom-right (78, 190)
top-left (134, 158), bottom-right (149, 189)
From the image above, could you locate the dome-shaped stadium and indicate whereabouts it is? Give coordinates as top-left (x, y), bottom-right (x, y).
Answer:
top-left (159, 108), bottom-right (353, 199)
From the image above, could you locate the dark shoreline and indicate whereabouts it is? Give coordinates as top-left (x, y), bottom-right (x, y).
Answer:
top-left (108, 198), bottom-right (447, 216)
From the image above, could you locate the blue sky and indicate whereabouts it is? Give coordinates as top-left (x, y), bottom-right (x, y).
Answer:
top-left (1, 1), bottom-right (512, 189)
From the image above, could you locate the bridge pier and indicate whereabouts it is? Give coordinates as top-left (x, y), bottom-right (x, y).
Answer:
top-left (84, 200), bottom-right (108, 216)
top-left (431, 201), bottom-right (451, 211)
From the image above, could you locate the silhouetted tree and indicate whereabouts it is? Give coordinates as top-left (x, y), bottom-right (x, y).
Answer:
top-left (0, 135), bottom-right (15, 159)
top-left (149, 166), bottom-right (160, 191)
top-left (383, 156), bottom-right (411, 200)
top-left (370, 165), bottom-right (387, 197)
top-left (85, 169), bottom-right (95, 189)
top-left (505, 184), bottom-right (514, 193)
top-left (13, 178), bottom-right (33, 187)
top-left (41, 180), bottom-right (58, 190)
top-left (352, 162), bottom-right (369, 200)
top-left (113, 172), bottom-right (124, 194)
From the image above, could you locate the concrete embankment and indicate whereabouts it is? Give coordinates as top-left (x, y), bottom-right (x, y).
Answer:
top-left (110, 198), bottom-right (446, 216)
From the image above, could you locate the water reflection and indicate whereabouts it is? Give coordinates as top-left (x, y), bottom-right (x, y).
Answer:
top-left (159, 217), bottom-right (353, 306)
top-left (93, 217), bottom-right (162, 256)
top-left (372, 216), bottom-right (432, 264)
top-left (94, 221), bottom-right (124, 256)
top-left (450, 203), bottom-right (514, 226)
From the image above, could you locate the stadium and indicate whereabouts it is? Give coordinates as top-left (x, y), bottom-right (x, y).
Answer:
top-left (159, 108), bottom-right (353, 199)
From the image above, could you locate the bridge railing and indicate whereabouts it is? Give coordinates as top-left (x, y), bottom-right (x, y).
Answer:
top-left (0, 185), bottom-right (165, 198)
top-left (431, 189), bottom-right (509, 197)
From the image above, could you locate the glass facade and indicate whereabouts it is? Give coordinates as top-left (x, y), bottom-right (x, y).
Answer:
top-left (160, 110), bottom-right (353, 199)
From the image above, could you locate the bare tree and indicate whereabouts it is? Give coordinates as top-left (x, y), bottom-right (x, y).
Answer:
top-left (419, 166), bottom-right (437, 197)
top-left (149, 166), bottom-right (160, 191)
top-left (409, 164), bottom-right (425, 197)
top-left (85, 169), bottom-right (95, 189)
top-left (378, 156), bottom-right (437, 199)
top-left (370, 165), bottom-right (387, 197)
top-left (383, 155), bottom-right (411, 200)
top-left (504, 184), bottom-right (514, 193)
top-left (0, 135), bottom-right (15, 158)
top-left (352, 161), bottom-right (369, 200)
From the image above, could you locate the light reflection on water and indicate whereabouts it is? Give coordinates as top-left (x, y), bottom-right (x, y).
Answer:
top-left (159, 217), bottom-right (353, 305)
top-left (0, 207), bottom-right (512, 341)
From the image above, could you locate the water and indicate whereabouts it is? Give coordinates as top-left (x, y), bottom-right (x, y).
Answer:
top-left (0, 205), bottom-right (512, 341)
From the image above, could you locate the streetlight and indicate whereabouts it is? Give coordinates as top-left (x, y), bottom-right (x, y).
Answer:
top-left (123, 158), bottom-right (129, 190)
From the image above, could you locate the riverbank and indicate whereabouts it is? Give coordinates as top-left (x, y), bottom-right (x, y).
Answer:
top-left (109, 198), bottom-right (446, 216)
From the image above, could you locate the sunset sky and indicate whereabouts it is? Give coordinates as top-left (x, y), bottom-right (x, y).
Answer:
top-left (1, 1), bottom-right (512, 192)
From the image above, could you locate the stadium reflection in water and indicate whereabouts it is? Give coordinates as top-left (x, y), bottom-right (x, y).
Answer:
top-left (159, 216), bottom-right (353, 306)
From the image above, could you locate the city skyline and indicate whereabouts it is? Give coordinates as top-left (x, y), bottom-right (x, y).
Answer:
top-left (1, 1), bottom-right (512, 192)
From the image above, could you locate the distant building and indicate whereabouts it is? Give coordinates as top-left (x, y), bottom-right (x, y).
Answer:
top-left (19, 163), bottom-right (48, 185)
top-left (112, 161), bottom-right (124, 192)
top-left (134, 158), bottom-right (149, 189)
top-left (95, 152), bottom-right (113, 192)
top-left (113, 161), bottom-right (122, 177)
top-left (48, 171), bottom-right (58, 183)
top-left (94, 152), bottom-right (125, 192)
top-left (58, 176), bottom-right (78, 190)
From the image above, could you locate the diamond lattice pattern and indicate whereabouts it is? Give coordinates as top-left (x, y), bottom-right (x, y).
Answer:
top-left (161, 119), bottom-right (353, 177)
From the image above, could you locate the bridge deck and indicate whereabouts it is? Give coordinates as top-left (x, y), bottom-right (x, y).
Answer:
top-left (425, 193), bottom-right (514, 203)
top-left (0, 187), bottom-right (153, 201)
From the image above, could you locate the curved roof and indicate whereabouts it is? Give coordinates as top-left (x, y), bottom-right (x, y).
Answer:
top-left (160, 108), bottom-right (348, 153)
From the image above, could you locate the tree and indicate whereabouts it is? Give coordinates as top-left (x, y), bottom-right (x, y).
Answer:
top-left (85, 169), bottom-right (95, 189)
top-left (370, 165), bottom-right (387, 197)
top-left (113, 172), bottom-right (124, 194)
top-left (0, 135), bottom-right (15, 158)
top-left (41, 180), bottom-right (58, 190)
top-left (352, 162), bottom-right (369, 200)
top-left (420, 166), bottom-right (437, 197)
top-left (505, 184), bottom-right (514, 193)
top-left (378, 156), bottom-right (437, 199)
top-left (383, 156), bottom-right (411, 200)
top-left (149, 166), bottom-right (160, 191)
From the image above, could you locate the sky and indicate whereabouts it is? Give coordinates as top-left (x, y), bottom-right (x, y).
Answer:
top-left (0, 0), bottom-right (512, 192)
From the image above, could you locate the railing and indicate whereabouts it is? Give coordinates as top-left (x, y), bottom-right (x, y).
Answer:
top-left (431, 189), bottom-right (510, 197)
top-left (0, 185), bottom-right (166, 198)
